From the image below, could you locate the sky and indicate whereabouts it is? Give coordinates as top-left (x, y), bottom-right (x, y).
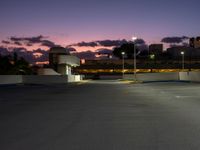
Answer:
top-left (0, 0), bottom-right (200, 53)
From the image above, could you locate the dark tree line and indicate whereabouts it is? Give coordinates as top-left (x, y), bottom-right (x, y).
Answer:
top-left (112, 43), bottom-right (177, 61)
top-left (0, 53), bottom-right (33, 75)
top-left (113, 43), bottom-right (148, 59)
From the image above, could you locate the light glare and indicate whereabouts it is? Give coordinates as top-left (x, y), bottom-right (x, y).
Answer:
top-left (132, 36), bottom-right (137, 41)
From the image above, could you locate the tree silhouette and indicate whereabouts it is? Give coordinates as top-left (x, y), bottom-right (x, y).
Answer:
top-left (0, 53), bottom-right (33, 75)
top-left (0, 54), bottom-right (13, 74)
top-left (113, 43), bottom-right (138, 59)
top-left (13, 57), bottom-right (32, 74)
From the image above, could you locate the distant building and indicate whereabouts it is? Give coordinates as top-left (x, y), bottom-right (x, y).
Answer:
top-left (167, 46), bottom-right (200, 59)
top-left (49, 47), bottom-right (80, 75)
top-left (149, 44), bottom-right (163, 54)
top-left (190, 37), bottom-right (200, 48)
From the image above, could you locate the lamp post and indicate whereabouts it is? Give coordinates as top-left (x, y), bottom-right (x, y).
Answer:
top-left (181, 51), bottom-right (185, 70)
top-left (132, 37), bottom-right (137, 82)
top-left (121, 52), bottom-right (125, 79)
top-left (150, 54), bottom-right (155, 72)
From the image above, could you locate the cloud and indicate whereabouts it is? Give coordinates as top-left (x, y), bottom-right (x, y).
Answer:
top-left (32, 49), bottom-right (49, 62)
top-left (66, 47), bottom-right (77, 52)
top-left (26, 43), bottom-right (33, 46)
top-left (71, 39), bottom-right (148, 48)
top-left (14, 41), bottom-right (23, 46)
top-left (134, 39), bottom-right (146, 45)
top-left (97, 39), bottom-right (127, 47)
top-left (161, 36), bottom-right (189, 43)
top-left (96, 48), bottom-right (113, 54)
top-left (73, 51), bottom-right (96, 59)
top-left (26, 35), bottom-right (44, 44)
top-left (41, 40), bottom-right (58, 48)
top-left (0, 45), bottom-right (96, 63)
top-left (74, 41), bottom-right (98, 47)
top-left (10, 35), bottom-right (44, 44)
top-left (9, 35), bottom-right (58, 48)
top-left (2, 40), bottom-right (10, 44)
top-left (71, 39), bottom-right (128, 47)
top-left (12, 47), bottom-right (27, 53)
top-left (0, 46), bottom-right (49, 64)
top-left (34, 48), bottom-right (48, 54)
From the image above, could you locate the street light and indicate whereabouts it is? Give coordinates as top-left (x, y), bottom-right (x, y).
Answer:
top-left (181, 51), bottom-right (185, 70)
top-left (121, 51), bottom-right (125, 79)
top-left (132, 36), bottom-right (137, 82)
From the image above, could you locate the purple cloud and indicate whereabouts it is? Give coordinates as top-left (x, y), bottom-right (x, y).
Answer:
top-left (41, 40), bottom-right (58, 48)
top-left (66, 47), bottom-right (77, 52)
top-left (97, 39), bottom-right (127, 47)
top-left (14, 41), bottom-right (23, 46)
top-left (74, 41), bottom-right (98, 47)
top-left (71, 39), bottom-right (129, 47)
top-left (96, 48), bottom-right (113, 54)
top-left (161, 36), bottom-right (189, 43)
top-left (73, 51), bottom-right (96, 59)
top-left (2, 40), bottom-right (10, 44)
top-left (9, 35), bottom-right (58, 48)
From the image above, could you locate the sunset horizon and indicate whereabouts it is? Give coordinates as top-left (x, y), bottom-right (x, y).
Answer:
top-left (1, 0), bottom-right (200, 63)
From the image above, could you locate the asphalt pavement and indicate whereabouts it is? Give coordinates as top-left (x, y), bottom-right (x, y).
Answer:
top-left (1, 80), bottom-right (200, 150)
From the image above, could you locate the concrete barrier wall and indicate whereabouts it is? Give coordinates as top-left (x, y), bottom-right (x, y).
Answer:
top-left (68, 75), bottom-right (83, 82)
top-left (23, 75), bottom-right (69, 84)
top-left (124, 72), bottom-right (179, 82)
top-left (179, 72), bottom-right (190, 81)
top-left (100, 75), bottom-right (122, 80)
top-left (0, 75), bottom-right (22, 84)
top-left (1, 72), bottom-right (200, 85)
top-left (179, 72), bottom-right (200, 81)
top-left (0, 75), bottom-right (83, 85)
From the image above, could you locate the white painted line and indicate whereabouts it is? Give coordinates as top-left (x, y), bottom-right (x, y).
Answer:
top-left (175, 95), bottom-right (198, 98)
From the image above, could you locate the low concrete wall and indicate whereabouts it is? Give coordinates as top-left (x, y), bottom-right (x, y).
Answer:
top-left (2, 72), bottom-right (200, 85)
top-left (179, 72), bottom-right (200, 82)
top-left (100, 75), bottom-right (122, 80)
top-left (124, 72), bottom-right (179, 82)
top-left (68, 75), bottom-right (83, 82)
top-left (0, 75), bottom-right (81, 85)
top-left (179, 72), bottom-right (190, 81)
top-left (0, 75), bottom-right (22, 85)
top-left (23, 75), bottom-right (68, 84)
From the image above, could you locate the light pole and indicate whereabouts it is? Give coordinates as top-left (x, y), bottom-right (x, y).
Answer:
top-left (181, 51), bottom-right (185, 70)
top-left (121, 52), bottom-right (125, 79)
top-left (132, 37), bottom-right (137, 82)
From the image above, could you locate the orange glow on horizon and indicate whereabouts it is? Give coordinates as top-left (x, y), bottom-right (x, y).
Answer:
top-left (35, 61), bottom-right (49, 65)
top-left (72, 46), bottom-right (113, 52)
top-left (33, 52), bottom-right (43, 57)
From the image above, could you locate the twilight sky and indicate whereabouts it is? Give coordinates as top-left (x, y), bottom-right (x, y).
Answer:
top-left (0, 0), bottom-right (200, 51)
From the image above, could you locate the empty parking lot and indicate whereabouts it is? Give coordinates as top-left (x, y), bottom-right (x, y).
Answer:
top-left (1, 81), bottom-right (200, 150)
